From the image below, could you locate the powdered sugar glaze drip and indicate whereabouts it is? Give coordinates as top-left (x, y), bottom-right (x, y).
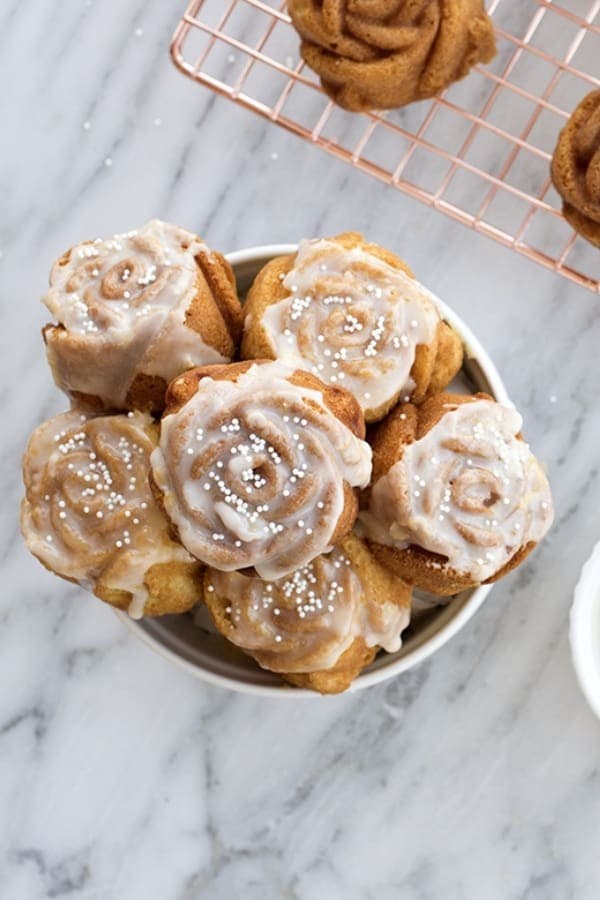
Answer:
top-left (205, 547), bottom-right (409, 673)
top-left (262, 238), bottom-right (439, 415)
top-left (151, 362), bottom-right (372, 579)
top-left (360, 399), bottom-right (554, 581)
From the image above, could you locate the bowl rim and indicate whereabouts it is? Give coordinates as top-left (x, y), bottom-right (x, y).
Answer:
top-left (116, 242), bottom-right (511, 697)
top-left (569, 541), bottom-right (600, 720)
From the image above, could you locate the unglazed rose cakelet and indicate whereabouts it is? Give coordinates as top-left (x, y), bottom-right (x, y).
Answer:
top-left (21, 409), bottom-right (202, 618)
top-left (241, 233), bottom-right (463, 423)
top-left (551, 89), bottom-right (600, 248)
top-left (359, 393), bottom-right (554, 595)
top-left (287, 0), bottom-right (496, 112)
top-left (203, 534), bottom-right (412, 694)
top-left (150, 360), bottom-right (372, 579)
top-left (42, 219), bottom-right (243, 413)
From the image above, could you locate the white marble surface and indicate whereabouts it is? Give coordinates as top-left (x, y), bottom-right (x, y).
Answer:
top-left (2, 2), bottom-right (600, 898)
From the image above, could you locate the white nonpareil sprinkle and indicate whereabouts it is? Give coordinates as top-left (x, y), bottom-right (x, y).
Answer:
top-left (245, 550), bottom-right (352, 630)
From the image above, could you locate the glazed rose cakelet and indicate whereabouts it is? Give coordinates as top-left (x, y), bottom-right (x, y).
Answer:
top-left (21, 409), bottom-right (202, 618)
top-left (42, 219), bottom-right (243, 413)
top-left (241, 233), bottom-right (463, 423)
top-left (150, 360), bottom-right (372, 579)
top-left (203, 534), bottom-right (412, 694)
top-left (359, 393), bottom-right (554, 595)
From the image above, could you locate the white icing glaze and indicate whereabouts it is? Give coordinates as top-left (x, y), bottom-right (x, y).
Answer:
top-left (260, 238), bottom-right (439, 416)
top-left (359, 399), bottom-right (554, 582)
top-left (205, 546), bottom-right (410, 673)
top-left (151, 362), bottom-right (372, 579)
top-left (43, 219), bottom-right (226, 407)
top-left (20, 408), bottom-right (192, 618)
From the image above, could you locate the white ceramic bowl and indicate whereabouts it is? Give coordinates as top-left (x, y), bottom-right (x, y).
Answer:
top-left (116, 244), bottom-right (511, 696)
top-left (570, 542), bottom-right (600, 720)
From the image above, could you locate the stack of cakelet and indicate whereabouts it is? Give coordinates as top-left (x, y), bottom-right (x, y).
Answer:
top-left (21, 220), bottom-right (554, 693)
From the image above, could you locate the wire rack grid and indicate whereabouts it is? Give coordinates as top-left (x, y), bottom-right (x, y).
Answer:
top-left (171, 0), bottom-right (600, 294)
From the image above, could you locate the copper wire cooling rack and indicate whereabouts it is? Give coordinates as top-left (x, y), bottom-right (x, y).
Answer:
top-left (171, 0), bottom-right (600, 294)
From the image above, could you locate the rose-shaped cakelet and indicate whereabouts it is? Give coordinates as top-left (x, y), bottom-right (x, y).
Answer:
top-left (150, 360), bottom-right (372, 579)
top-left (551, 90), bottom-right (600, 248)
top-left (359, 393), bottom-right (554, 594)
top-left (43, 219), bottom-right (243, 412)
top-left (21, 409), bottom-right (201, 617)
top-left (203, 534), bottom-right (411, 693)
top-left (241, 233), bottom-right (463, 423)
top-left (287, 0), bottom-right (496, 111)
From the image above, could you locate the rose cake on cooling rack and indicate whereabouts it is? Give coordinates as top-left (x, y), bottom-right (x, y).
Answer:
top-left (287, 0), bottom-right (497, 112)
